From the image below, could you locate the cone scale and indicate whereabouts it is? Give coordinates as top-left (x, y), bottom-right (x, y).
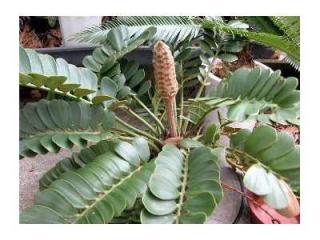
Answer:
top-left (153, 41), bottom-right (179, 138)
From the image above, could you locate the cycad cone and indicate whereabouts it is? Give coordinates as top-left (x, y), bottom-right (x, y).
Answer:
top-left (153, 41), bottom-right (178, 137)
top-left (276, 180), bottom-right (300, 218)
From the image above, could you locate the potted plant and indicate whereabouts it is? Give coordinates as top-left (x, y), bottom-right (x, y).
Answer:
top-left (19, 23), bottom-right (300, 224)
top-left (26, 16), bottom-right (299, 78)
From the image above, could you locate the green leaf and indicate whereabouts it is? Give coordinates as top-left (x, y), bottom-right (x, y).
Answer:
top-left (128, 69), bottom-right (145, 88)
top-left (142, 191), bottom-right (176, 215)
top-left (114, 141), bottom-right (140, 167)
top-left (208, 67), bottom-right (300, 124)
top-left (100, 77), bottom-right (118, 97)
top-left (141, 145), bottom-right (223, 224)
top-left (244, 126), bottom-right (277, 157)
top-left (230, 129), bottom-right (251, 149)
top-left (222, 40), bottom-right (245, 53)
top-left (19, 99), bottom-right (114, 158)
top-left (132, 137), bottom-right (150, 163)
top-left (243, 164), bottom-right (271, 195)
top-left (73, 16), bottom-right (200, 45)
top-left (140, 209), bottom-right (174, 224)
top-left (137, 80), bottom-right (151, 97)
top-left (203, 123), bottom-right (220, 145)
top-left (231, 125), bottom-right (300, 202)
top-left (108, 26), bottom-right (127, 51)
top-left (263, 173), bottom-right (289, 209)
top-left (92, 95), bottom-right (115, 105)
top-left (185, 97), bottom-right (238, 127)
top-left (180, 138), bottom-right (204, 149)
top-left (82, 26), bottom-right (156, 74)
top-left (123, 60), bottom-right (139, 79)
top-left (218, 53), bottom-right (238, 62)
top-left (19, 47), bottom-right (98, 100)
top-left (21, 138), bottom-right (155, 224)
top-left (39, 140), bottom-right (114, 189)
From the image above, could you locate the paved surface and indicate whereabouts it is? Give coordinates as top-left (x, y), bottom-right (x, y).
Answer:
top-left (19, 149), bottom-right (72, 211)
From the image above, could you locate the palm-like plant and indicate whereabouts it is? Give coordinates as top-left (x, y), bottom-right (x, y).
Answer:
top-left (73, 16), bottom-right (300, 68)
top-left (72, 16), bottom-right (201, 45)
top-left (19, 24), bottom-right (300, 224)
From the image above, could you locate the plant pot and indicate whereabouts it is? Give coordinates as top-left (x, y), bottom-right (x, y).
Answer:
top-left (36, 46), bottom-right (153, 67)
top-left (246, 191), bottom-right (300, 224)
top-left (255, 59), bottom-right (300, 82)
top-left (59, 16), bottom-right (102, 47)
top-left (207, 167), bottom-right (250, 223)
top-left (250, 42), bottom-right (275, 59)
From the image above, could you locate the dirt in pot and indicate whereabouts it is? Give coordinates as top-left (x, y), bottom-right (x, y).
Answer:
top-left (213, 46), bottom-right (255, 79)
top-left (19, 16), bottom-right (62, 48)
top-left (273, 123), bottom-right (300, 144)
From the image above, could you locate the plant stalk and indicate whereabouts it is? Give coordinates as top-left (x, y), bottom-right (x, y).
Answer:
top-left (175, 150), bottom-right (189, 223)
top-left (165, 97), bottom-right (178, 137)
top-left (178, 84), bottom-right (184, 135)
top-left (125, 106), bottom-right (158, 136)
top-left (115, 116), bottom-right (163, 146)
top-left (114, 129), bottom-right (160, 152)
top-left (20, 83), bottom-right (92, 104)
top-left (132, 94), bottom-right (165, 133)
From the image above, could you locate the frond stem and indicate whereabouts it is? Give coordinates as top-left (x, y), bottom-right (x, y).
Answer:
top-left (115, 116), bottom-right (163, 146)
top-left (131, 94), bottom-right (165, 133)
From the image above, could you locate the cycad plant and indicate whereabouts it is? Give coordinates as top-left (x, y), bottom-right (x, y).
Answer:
top-left (73, 16), bottom-right (300, 69)
top-left (19, 25), bottom-right (300, 224)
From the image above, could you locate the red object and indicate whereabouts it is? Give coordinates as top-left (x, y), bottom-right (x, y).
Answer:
top-left (246, 191), bottom-right (300, 224)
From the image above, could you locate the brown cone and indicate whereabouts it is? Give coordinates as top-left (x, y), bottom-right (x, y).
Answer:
top-left (153, 41), bottom-right (178, 137)
top-left (152, 41), bottom-right (178, 99)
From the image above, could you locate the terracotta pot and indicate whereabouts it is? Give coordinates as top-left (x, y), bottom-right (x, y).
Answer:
top-left (246, 191), bottom-right (300, 224)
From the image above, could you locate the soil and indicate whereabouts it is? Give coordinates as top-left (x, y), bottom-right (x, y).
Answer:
top-left (19, 17), bottom-right (62, 48)
top-left (213, 46), bottom-right (256, 79)
top-left (19, 16), bottom-right (115, 49)
top-left (212, 46), bottom-right (283, 79)
top-left (273, 123), bottom-right (300, 144)
top-left (19, 87), bottom-right (47, 109)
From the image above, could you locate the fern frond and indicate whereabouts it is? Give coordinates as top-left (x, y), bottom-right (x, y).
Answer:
top-left (243, 16), bottom-right (283, 35)
top-left (269, 16), bottom-right (300, 47)
top-left (240, 16), bottom-right (300, 70)
top-left (202, 19), bottom-right (300, 67)
top-left (73, 16), bottom-right (201, 45)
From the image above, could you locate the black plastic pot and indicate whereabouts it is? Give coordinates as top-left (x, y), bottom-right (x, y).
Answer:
top-left (257, 59), bottom-right (300, 79)
top-left (37, 46), bottom-right (299, 85)
top-left (250, 42), bottom-right (275, 59)
top-left (37, 46), bottom-right (153, 67)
